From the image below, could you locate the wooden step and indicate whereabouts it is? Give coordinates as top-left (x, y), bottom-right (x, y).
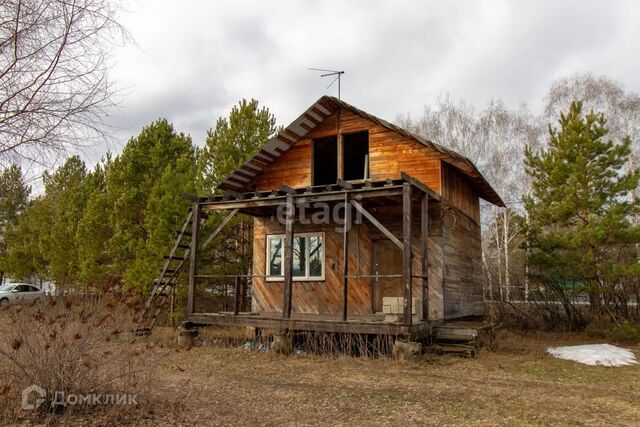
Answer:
top-left (433, 321), bottom-right (491, 342)
top-left (164, 255), bottom-right (187, 261)
top-left (432, 343), bottom-right (477, 357)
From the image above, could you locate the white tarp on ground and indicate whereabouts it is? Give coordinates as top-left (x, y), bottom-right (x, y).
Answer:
top-left (547, 344), bottom-right (637, 366)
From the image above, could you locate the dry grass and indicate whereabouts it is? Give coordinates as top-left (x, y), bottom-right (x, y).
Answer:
top-left (2, 311), bottom-right (640, 425)
top-left (136, 327), bottom-right (640, 426)
top-left (0, 295), bottom-right (160, 425)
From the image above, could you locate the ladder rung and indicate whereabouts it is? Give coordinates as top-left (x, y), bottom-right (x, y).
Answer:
top-left (132, 206), bottom-right (196, 340)
top-left (153, 292), bottom-right (170, 297)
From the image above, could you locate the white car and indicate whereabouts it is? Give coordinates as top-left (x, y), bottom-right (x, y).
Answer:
top-left (0, 283), bottom-right (44, 308)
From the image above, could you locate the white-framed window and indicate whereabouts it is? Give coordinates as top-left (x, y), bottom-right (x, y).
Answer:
top-left (266, 232), bottom-right (325, 281)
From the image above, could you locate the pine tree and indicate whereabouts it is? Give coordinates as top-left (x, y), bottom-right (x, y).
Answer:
top-left (198, 99), bottom-right (278, 193)
top-left (106, 119), bottom-right (196, 292)
top-left (0, 165), bottom-right (31, 283)
top-left (196, 99), bottom-right (278, 303)
top-left (40, 156), bottom-right (90, 288)
top-left (524, 101), bottom-right (640, 305)
top-left (77, 159), bottom-right (113, 289)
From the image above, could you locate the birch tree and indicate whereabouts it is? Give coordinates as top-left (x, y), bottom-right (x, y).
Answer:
top-left (398, 96), bottom-right (542, 300)
top-left (0, 0), bottom-right (128, 165)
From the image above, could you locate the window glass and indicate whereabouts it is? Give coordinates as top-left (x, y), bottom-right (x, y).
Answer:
top-left (268, 236), bottom-right (283, 277)
top-left (309, 235), bottom-right (323, 277)
top-left (266, 233), bottom-right (324, 280)
top-left (293, 236), bottom-right (307, 277)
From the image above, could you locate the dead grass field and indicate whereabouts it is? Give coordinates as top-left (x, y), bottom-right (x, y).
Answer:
top-left (132, 328), bottom-right (640, 426)
top-left (2, 315), bottom-right (639, 426)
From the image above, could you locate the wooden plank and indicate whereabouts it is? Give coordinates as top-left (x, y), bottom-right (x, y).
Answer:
top-left (186, 313), bottom-right (413, 336)
top-left (351, 200), bottom-right (402, 250)
top-left (337, 130), bottom-right (344, 180)
top-left (202, 186), bottom-right (403, 210)
top-left (283, 195), bottom-right (294, 319)
top-left (402, 183), bottom-right (412, 326)
top-left (233, 276), bottom-right (241, 315)
top-left (421, 193), bottom-right (429, 321)
top-left (187, 202), bottom-right (200, 315)
top-left (337, 179), bottom-right (353, 189)
top-left (201, 208), bottom-right (239, 249)
top-left (181, 193), bottom-right (200, 202)
top-left (278, 184), bottom-right (297, 195)
top-left (342, 192), bottom-right (350, 321)
top-left (401, 171), bottom-right (440, 200)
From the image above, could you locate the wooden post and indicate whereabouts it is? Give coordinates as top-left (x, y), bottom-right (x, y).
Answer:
top-left (342, 192), bottom-right (351, 321)
top-left (402, 183), bottom-right (412, 326)
top-left (283, 195), bottom-right (294, 319)
top-left (187, 202), bottom-right (200, 315)
top-left (337, 132), bottom-right (344, 181)
top-left (337, 107), bottom-right (343, 181)
top-left (233, 276), bottom-right (241, 315)
top-left (421, 194), bottom-right (429, 321)
top-left (442, 206), bottom-right (447, 314)
top-left (170, 283), bottom-right (175, 327)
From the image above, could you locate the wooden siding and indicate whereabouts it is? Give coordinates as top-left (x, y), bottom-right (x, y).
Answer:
top-left (442, 204), bottom-right (484, 318)
top-left (255, 110), bottom-right (442, 194)
top-left (251, 203), bottom-right (446, 321)
top-left (252, 217), bottom-right (374, 316)
top-left (441, 162), bottom-right (481, 224)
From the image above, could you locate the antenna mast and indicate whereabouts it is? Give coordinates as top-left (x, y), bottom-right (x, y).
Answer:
top-left (308, 68), bottom-right (345, 99)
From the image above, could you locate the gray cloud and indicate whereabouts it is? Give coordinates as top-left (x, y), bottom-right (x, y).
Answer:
top-left (101, 0), bottom-right (640, 157)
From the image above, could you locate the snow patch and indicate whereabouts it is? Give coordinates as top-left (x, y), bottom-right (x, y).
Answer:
top-left (547, 344), bottom-right (637, 367)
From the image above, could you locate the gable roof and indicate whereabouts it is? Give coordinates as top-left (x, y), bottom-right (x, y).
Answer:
top-left (219, 96), bottom-right (504, 207)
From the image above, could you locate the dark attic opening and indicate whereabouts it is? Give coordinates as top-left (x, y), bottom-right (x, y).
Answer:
top-left (343, 131), bottom-right (369, 181)
top-left (312, 135), bottom-right (338, 185)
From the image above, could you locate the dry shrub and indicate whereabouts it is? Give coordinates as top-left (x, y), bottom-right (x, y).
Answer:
top-left (295, 332), bottom-right (395, 358)
top-left (0, 294), bottom-right (153, 423)
top-left (197, 326), bottom-right (260, 348)
top-left (585, 321), bottom-right (640, 344)
top-left (168, 325), bottom-right (396, 359)
top-left (489, 299), bottom-right (590, 331)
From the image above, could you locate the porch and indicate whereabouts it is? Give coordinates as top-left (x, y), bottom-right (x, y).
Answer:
top-left (184, 173), bottom-right (443, 340)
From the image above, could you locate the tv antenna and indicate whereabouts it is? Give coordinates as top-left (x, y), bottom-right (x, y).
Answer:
top-left (309, 68), bottom-right (345, 99)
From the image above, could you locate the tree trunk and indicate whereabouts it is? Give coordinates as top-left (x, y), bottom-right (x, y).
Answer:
top-left (494, 215), bottom-right (504, 301)
top-left (503, 210), bottom-right (510, 302)
top-left (524, 209), bottom-right (530, 302)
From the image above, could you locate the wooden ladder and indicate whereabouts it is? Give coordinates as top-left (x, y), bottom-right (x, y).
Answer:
top-left (132, 207), bottom-right (207, 337)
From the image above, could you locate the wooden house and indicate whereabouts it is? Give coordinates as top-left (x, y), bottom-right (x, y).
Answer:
top-left (138, 96), bottom-right (504, 342)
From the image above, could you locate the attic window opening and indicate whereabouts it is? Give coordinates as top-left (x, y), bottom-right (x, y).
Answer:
top-left (343, 131), bottom-right (369, 181)
top-left (312, 136), bottom-right (337, 186)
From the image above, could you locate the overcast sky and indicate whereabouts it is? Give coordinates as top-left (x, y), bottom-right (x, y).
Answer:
top-left (101, 0), bottom-right (640, 159)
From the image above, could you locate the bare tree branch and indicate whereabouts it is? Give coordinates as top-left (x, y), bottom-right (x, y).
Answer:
top-left (0, 0), bottom-right (129, 167)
